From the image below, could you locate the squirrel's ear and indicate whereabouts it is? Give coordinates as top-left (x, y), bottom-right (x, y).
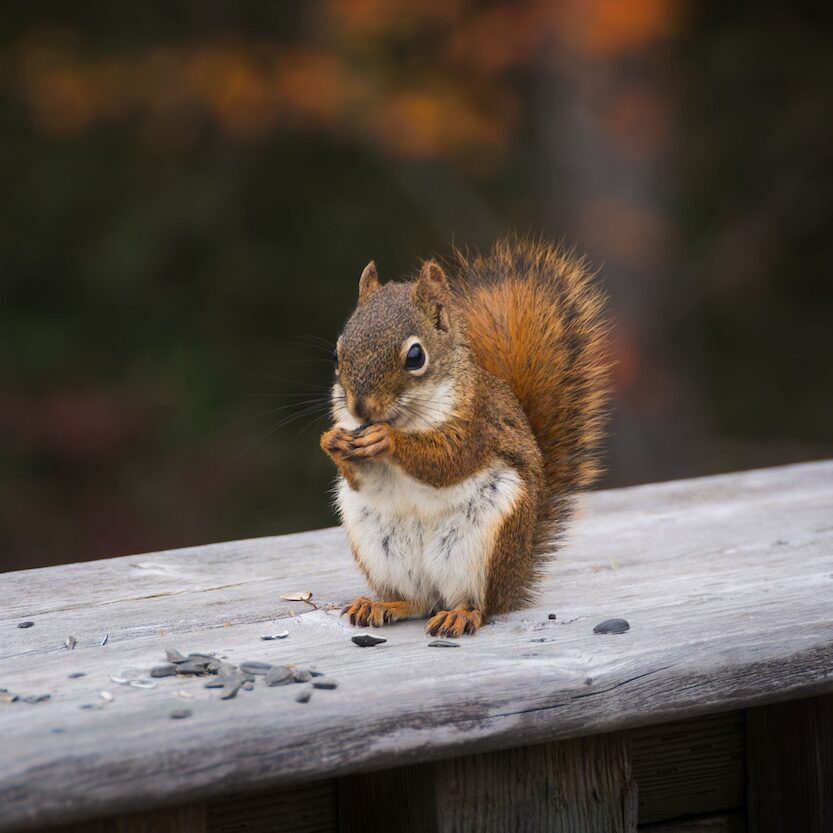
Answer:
top-left (414, 260), bottom-right (451, 332)
top-left (358, 261), bottom-right (380, 303)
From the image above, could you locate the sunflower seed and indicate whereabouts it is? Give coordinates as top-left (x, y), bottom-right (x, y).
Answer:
top-left (427, 639), bottom-right (459, 648)
top-left (260, 631), bottom-right (289, 641)
top-left (548, 613), bottom-right (557, 620)
top-left (221, 680), bottom-right (243, 700)
top-left (295, 690), bottom-right (312, 703)
top-left (22, 694), bottom-right (51, 704)
top-left (265, 666), bottom-right (294, 686)
top-left (176, 660), bottom-right (211, 675)
top-left (352, 634), bottom-right (387, 647)
top-left (240, 661), bottom-right (273, 675)
top-left (65, 636), bottom-right (77, 650)
top-left (311, 678), bottom-right (337, 690)
top-left (150, 663), bottom-right (178, 678)
top-left (80, 703), bottom-right (101, 710)
top-left (165, 647), bottom-right (188, 663)
top-left (68, 672), bottom-right (87, 679)
top-left (204, 676), bottom-right (239, 689)
top-left (17, 621), bottom-right (35, 629)
top-left (593, 618), bottom-right (630, 635)
top-left (100, 634), bottom-right (109, 646)
top-left (169, 708), bottom-right (192, 720)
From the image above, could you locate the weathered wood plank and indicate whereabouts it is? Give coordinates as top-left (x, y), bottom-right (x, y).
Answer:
top-left (639, 813), bottom-right (745, 832)
top-left (431, 734), bottom-right (636, 833)
top-left (746, 694), bottom-right (833, 833)
top-left (1, 461), bottom-right (832, 832)
top-left (341, 735), bottom-right (636, 833)
top-left (631, 712), bottom-right (745, 823)
top-left (34, 804), bottom-right (207, 833)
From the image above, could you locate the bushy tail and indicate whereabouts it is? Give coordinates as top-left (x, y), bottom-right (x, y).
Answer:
top-left (452, 238), bottom-right (610, 554)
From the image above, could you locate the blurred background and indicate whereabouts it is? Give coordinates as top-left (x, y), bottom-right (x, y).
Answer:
top-left (2, 1), bottom-right (832, 573)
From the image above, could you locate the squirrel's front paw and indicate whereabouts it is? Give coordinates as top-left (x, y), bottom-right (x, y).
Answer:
top-left (426, 607), bottom-right (483, 637)
top-left (320, 426), bottom-right (355, 460)
top-left (349, 423), bottom-right (395, 460)
top-left (342, 597), bottom-right (414, 627)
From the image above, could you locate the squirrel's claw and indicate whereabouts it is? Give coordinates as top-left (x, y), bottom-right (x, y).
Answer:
top-left (342, 596), bottom-right (373, 626)
top-left (426, 607), bottom-right (483, 637)
top-left (342, 597), bottom-right (414, 627)
top-left (348, 423), bottom-right (394, 459)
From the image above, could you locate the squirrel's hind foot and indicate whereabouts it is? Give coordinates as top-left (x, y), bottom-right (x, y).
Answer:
top-left (426, 607), bottom-right (483, 637)
top-left (342, 597), bottom-right (416, 627)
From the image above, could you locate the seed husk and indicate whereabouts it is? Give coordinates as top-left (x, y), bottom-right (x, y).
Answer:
top-left (150, 663), bottom-right (178, 678)
top-left (221, 679), bottom-right (243, 700)
top-left (295, 690), bottom-right (312, 703)
top-left (352, 634), bottom-right (387, 647)
top-left (240, 661), bottom-right (273, 675)
top-left (242, 681), bottom-right (254, 691)
top-left (593, 618), bottom-right (630, 635)
top-left (548, 613), bottom-right (557, 620)
top-left (99, 691), bottom-right (114, 702)
top-left (281, 591), bottom-right (312, 602)
top-left (129, 679), bottom-right (157, 689)
top-left (22, 694), bottom-right (51, 704)
top-left (204, 676), bottom-right (240, 689)
top-left (17, 621), bottom-right (35, 629)
top-left (261, 631), bottom-right (289, 641)
top-left (311, 678), bottom-right (337, 690)
top-left (68, 672), bottom-right (87, 679)
top-left (293, 668), bottom-right (312, 683)
top-left (165, 647), bottom-right (188, 663)
top-left (169, 708), bottom-right (192, 719)
top-left (427, 639), bottom-right (459, 648)
top-left (65, 636), bottom-right (77, 650)
top-left (100, 634), bottom-right (109, 646)
top-left (176, 660), bottom-right (211, 675)
top-left (265, 666), bottom-right (294, 687)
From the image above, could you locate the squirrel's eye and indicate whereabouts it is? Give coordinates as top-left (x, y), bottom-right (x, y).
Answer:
top-left (332, 349), bottom-right (338, 366)
top-left (404, 343), bottom-right (426, 371)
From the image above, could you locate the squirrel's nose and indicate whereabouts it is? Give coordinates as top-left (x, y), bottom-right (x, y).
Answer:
top-left (353, 397), bottom-right (368, 422)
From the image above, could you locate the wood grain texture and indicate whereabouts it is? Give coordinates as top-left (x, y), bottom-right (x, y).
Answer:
top-left (639, 813), bottom-right (745, 832)
top-left (33, 804), bottom-right (207, 833)
top-left (746, 694), bottom-right (833, 833)
top-left (341, 735), bottom-right (635, 833)
top-left (1, 461), bottom-right (832, 832)
top-left (432, 734), bottom-right (636, 833)
top-left (631, 712), bottom-right (745, 823)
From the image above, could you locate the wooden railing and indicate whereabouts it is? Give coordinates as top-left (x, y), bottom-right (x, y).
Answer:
top-left (1, 461), bottom-right (831, 832)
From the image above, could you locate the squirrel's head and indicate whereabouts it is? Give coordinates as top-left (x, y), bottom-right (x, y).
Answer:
top-left (332, 259), bottom-right (464, 429)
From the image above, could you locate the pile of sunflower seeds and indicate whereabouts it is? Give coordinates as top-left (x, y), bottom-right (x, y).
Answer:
top-left (1, 687), bottom-right (51, 705)
top-left (143, 647), bottom-right (338, 703)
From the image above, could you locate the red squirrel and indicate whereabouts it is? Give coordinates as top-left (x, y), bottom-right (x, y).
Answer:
top-left (321, 238), bottom-right (609, 637)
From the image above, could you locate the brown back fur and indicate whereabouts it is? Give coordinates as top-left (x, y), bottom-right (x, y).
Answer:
top-left (451, 238), bottom-right (610, 557)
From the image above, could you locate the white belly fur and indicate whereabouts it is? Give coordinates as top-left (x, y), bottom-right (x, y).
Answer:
top-left (337, 460), bottom-right (522, 612)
